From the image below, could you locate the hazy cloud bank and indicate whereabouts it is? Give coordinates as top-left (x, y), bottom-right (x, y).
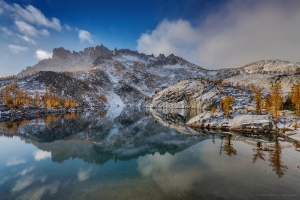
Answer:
top-left (137, 0), bottom-right (300, 69)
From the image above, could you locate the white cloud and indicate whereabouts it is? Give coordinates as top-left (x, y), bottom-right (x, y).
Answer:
top-left (18, 182), bottom-right (59, 199)
top-left (0, 0), bottom-right (60, 47)
top-left (12, 3), bottom-right (61, 30)
top-left (15, 20), bottom-right (49, 38)
top-left (64, 24), bottom-right (72, 31)
top-left (40, 29), bottom-right (49, 37)
top-left (1, 27), bottom-right (13, 36)
top-left (78, 30), bottom-right (94, 44)
top-left (77, 168), bottom-right (92, 181)
top-left (33, 150), bottom-right (52, 161)
top-left (137, 19), bottom-right (200, 58)
top-left (19, 166), bottom-right (34, 176)
top-left (137, 0), bottom-right (300, 69)
top-left (15, 20), bottom-right (38, 37)
top-left (18, 35), bottom-right (36, 44)
top-left (12, 175), bottom-right (35, 191)
top-left (8, 44), bottom-right (29, 54)
top-left (6, 156), bottom-right (27, 166)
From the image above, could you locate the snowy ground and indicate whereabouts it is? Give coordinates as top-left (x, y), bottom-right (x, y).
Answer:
top-left (186, 110), bottom-right (300, 142)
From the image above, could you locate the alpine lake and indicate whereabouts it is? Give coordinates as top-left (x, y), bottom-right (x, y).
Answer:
top-left (0, 107), bottom-right (299, 200)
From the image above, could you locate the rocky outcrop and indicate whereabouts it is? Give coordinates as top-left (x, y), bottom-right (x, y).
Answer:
top-left (215, 60), bottom-right (300, 79)
top-left (147, 79), bottom-right (218, 110)
top-left (187, 111), bottom-right (276, 132)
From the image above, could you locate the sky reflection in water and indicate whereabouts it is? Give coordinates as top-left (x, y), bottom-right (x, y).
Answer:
top-left (0, 108), bottom-right (299, 199)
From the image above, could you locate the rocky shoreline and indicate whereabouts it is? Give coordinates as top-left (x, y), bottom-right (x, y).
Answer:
top-left (185, 110), bottom-right (300, 142)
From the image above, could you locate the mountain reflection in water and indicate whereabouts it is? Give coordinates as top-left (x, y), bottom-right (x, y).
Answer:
top-left (0, 107), bottom-right (299, 200)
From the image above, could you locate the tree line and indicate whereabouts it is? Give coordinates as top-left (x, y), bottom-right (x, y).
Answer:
top-left (214, 80), bottom-right (300, 122)
top-left (1, 80), bottom-right (77, 109)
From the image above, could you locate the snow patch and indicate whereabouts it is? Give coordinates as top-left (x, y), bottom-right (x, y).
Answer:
top-left (163, 64), bottom-right (183, 69)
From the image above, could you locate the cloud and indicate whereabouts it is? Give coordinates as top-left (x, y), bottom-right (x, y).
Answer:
top-left (8, 44), bottom-right (29, 54)
top-left (0, 0), bottom-right (60, 47)
top-left (138, 152), bottom-right (176, 177)
top-left (19, 166), bottom-right (34, 176)
top-left (33, 150), bottom-right (52, 161)
top-left (15, 20), bottom-right (49, 37)
top-left (6, 156), bottom-right (27, 166)
top-left (77, 167), bottom-right (92, 181)
top-left (18, 182), bottom-right (59, 199)
top-left (64, 24), bottom-right (72, 31)
top-left (1, 27), bottom-right (13, 36)
top-left (0, 176), bottom-right (10, 185)
top-left (1, 1), bottom-right (61, 30)
top-left (78, 30), bottom-right (94, 44)
top-left (18, 35), bottom-right (36, 44)
top-left (12, 175), bottom-right (35, 191)
top-left (137, 19), bottom-right (200, 58)
top-left (137, 0), bottom-right (300, 69)
top-left (12, 174), bottom-right (47, 192)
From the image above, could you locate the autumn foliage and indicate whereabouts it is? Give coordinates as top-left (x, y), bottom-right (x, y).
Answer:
top-left (1, 81), bottom-right (77, 109)
top-left (290, 82), bottom-right (300, 116)
top-left (251, 84), bottom-right (264, 114)
top-left (221, 96), bottom-right (235, 117)
top-left (265, 83), bottom-right (283, 121)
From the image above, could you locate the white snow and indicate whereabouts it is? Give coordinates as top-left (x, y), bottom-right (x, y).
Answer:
top-left (109, 92), bottom-right (125, 107)
top-left (107, 71), bottom-right (118, 83)
top-left (114, 55), bottom-right (144, 63)
top-left (163, 64), bottom-right (183, 69)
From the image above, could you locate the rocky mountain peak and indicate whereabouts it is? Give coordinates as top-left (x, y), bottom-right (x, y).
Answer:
top-left (53, 47), bottom-right (72, 60)
top-left (158, 53), bottom-right (166, 59)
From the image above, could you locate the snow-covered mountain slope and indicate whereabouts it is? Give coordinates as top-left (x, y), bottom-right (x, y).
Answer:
top-left (4, 45), bottom-right (217, 107)
top-left (148, 71), bottom-right (300, 111)
top-left (223, 74), bottom-right (300, 93)
top-left (3, 44), bottom-right (300, 108)
top-left (215, 60), bottom-right (300, 79)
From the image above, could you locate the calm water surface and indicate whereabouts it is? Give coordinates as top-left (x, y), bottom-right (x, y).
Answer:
top-left (0, 108), bottom-right (299, 200)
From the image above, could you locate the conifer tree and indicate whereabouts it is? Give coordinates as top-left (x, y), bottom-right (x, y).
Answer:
top-left (290, 82), bottom-right (300, 116)
top-left (266, 83), bottom-right (283, 121)
top-left (251, 84), bottom-right (264, 114)
top-left (211, 107), bottom-right (215, 118)
top-left (34, 90), bottom-right (40, 106)
top-left (221, 96), bottom-right (235, 117)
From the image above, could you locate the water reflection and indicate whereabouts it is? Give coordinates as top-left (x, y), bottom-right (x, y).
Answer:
top-left (221, 134), bottom-right (237, 157)
top-left (0, 107), bottom-right (206, 166)
top-left (269, 141), bottom-right (288, 178)
top-left (252, 142), bottom-right (266, 163)
top-left (0, 108), bottom-right (299, 199)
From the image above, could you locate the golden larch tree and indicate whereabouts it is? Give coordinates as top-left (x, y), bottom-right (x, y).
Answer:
top-left (251, 84), bottom-right (264, 114)
top-left (266, 83), bottom-right (283, 121)
top-left (211, 107), bottom-right (216, 118)
top-left (34, 90), bottom-right (40, 106)
top-left (290, 82), bottom-right (300, 116)
top-left (221, 96), bottom-right (235, 117)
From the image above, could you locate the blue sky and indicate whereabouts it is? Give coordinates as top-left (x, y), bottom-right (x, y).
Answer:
top-left (1, 0), bottom-right (300, 76)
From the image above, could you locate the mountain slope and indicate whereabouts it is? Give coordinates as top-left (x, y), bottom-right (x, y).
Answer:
top-left (8, 45), bottom-right (216, 107)
top-left (2, 44), bottom-right (300, 109)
